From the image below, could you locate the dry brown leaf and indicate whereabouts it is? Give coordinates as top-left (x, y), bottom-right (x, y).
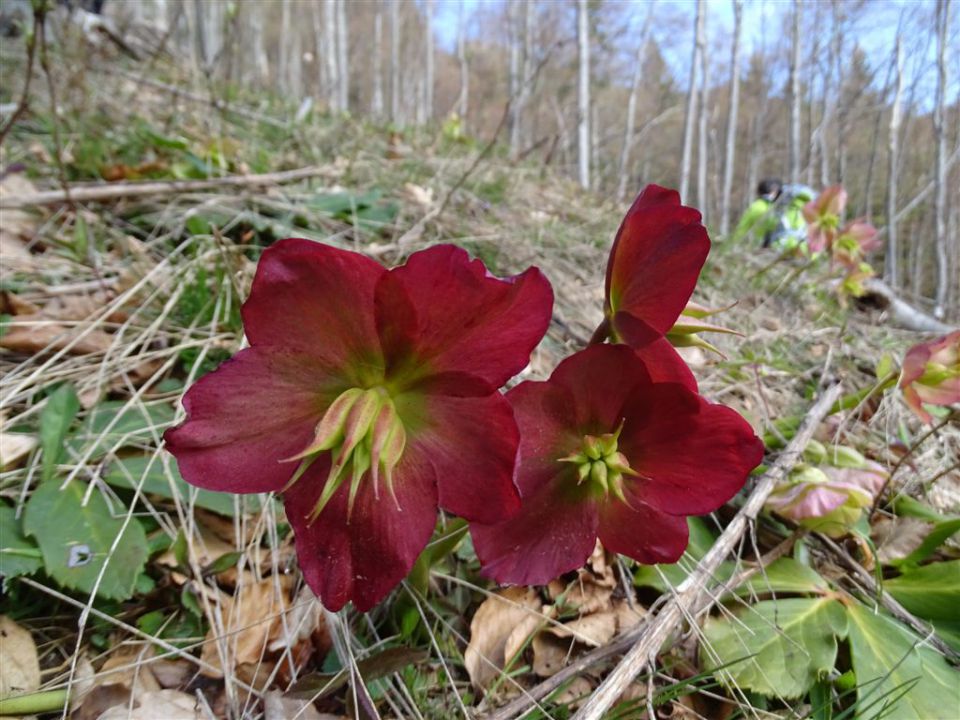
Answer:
top-left (873, 516), bottom-right (933, 565)
top-left (553, 676), bottom-right (593, 708)
top-left (401, 183), bottom-right (434, 207)
top-left (200, 574), bottom-right (291, 677)
top-left (0, 616), bottom-right (40, 698)
top-left (0, 431), bottom-right (36, 470)
top-left (0, 291), bottom-right (40, 316)
top-left (74, 644), bottom-right (161, 720)
top-left (613, 599), bottom-right (646, 635)
top-left (96, 689), bottom-right (201, 720)
top-left (549, 609), bottom-right (617, 647)
top-left (464, 587), bottom-right (543, 690)
top-left (263, 690), bottom-right (327, 720)
top-left (531, 632), bottom-right (572, 677)
top-left (0, 316), bottom-right (113, 355)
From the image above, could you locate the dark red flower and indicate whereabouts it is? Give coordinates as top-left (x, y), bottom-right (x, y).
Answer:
top-left (470, 344), bottom-right (764, 585)
top-left (164, 240), bottom-right (553, 611)
top-left (602, 185), bottom-right (710, 349)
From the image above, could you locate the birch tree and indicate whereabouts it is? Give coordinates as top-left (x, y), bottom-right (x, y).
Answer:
top-left (577, 0), bottom-right (590, 189)
top-left (788, 0), bottom-right (802, 182)
top-left (720, 0), bottom-right (743, 235)
top-left (324, 0), bottom-right (338, 111)
top-left (933, 0), bottom-right (951, 318)
top-left (616, 3), bottom-right (655, 203)
top-left (457, 0), bottom-right (468, 126)
top-left (679, 0), bottom-right (703, 201)
top-left (336, 0), bottom-right (349, 112)
top-left (425, 0), bottom-right (434, 122)
top-left (508, 1), bottom-right (521, 154)
top-left (696, 11), bottom-right (710, 218)
top-left (885, 34), bottom-right (903, 288)
top-left (390, 0), bottom-right (401, 124)
top-left (372, 3), bottom-right (384, 116)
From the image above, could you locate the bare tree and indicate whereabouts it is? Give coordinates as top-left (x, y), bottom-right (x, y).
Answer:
top-left (933, 0), bottom-right (951, 318)
top-left (372, 3), bottom-right (384, 116)
top-left (336, 0), bottom-right (348, 111)
top-left (696, 11), bottom-right (710, 217)
top-left (616, 2), bottom-right (655, 203)
top-left (788, 0), bottom-right (802, 182)
top-left (324, 0), bottom-right (338, 111)
top-left (509, 1), bottom-right (521, 154)
top-left (720, 0), bottom-right (743, 235)
top-left (457, 0), bottom-right (469, 126)
top-left (885, 33), bottom-right (904, 288)
top-left (679, 0), bottom-right (703, 201)
top-left (425, 0), bottom-right (435, 122)
top-left (577, 0), bottom-right (590, 189)
top-left (390, 0), bottom-right (401, 124)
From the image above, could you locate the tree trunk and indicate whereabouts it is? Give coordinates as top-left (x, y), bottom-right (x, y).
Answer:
top-left (372, 3), bottom-right (384, 116)
top-left (425, 0), bottom-right (434, 122)
top-left (390, 0), bottom-right (401, 124)
top-left (577, 0), bottom-right (590, 189)
top-left (457, 0), bottom-right (470, 126)
top-left (885, 34), bottom-right (903, 289)
top-left (679, 0), bottom-right (703, 201)
top-left (720, 0), bottom-right (743, 235)
top-left (336, 0), bottom-right (348, 112)
top-left (616, 2), bottom-right (655, 203)
top-left (788, 0), bottom-right (802, 182)
top-left (518, 0), bottom-right (534, 149)
top-left (933, 0), bottom-right (951, 318)
top-left (324, 0), bottom-right (338, 111)
top-left (509, 1), bottom-right (521, 154)
top-left (696, 11), bottom-right (710, 217)
top-left (457, 0), bottom-right (468, 127)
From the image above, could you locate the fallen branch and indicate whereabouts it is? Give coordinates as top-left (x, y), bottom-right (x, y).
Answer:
top-left (0, 166), bottom-right (333, 208)
top-left (858, 278), bottom-right (956, 334)
top-left (569, 384), bottom-right (842, 720)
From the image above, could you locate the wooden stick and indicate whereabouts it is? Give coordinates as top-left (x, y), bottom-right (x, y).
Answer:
top-left (0, 166), bottom-right (333, 208)
top-left (569, 384), bottom-right (842, 720)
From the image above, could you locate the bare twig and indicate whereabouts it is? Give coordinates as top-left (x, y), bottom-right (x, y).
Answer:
top-left (569, 384), bottom-right (842, 720)
top-left (0, 5), bottom-right (43, 148)
top-left (0, 166), bottom-right (334, 208)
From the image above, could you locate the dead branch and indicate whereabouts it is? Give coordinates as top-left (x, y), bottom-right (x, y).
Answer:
top-left (858, 278), bottom-right (956, 334)
top-left (570, 384), bottom-right (842, 720)
top-left (0, 166), bottom-right (334, 209)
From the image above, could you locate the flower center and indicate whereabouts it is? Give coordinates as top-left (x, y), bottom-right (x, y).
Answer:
top-left (284, 386), bottom-right (406, 523)
top-left (559, 423), bottom-right (638, 506)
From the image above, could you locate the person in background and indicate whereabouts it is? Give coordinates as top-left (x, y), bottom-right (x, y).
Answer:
top-left (731, 178), bottom-right (815, 253)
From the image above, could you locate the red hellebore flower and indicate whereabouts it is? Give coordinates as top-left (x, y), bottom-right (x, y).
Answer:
top-left (803, 185), bottom-right (847, 253)
top-left (164, 239), bottom-right (553, 611)
top-left (900, 330), bottom-right (960, 423)
top-left (470, 344), bottom-right (764, 585)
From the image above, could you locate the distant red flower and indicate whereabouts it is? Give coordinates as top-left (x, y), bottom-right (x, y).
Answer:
top-left (803, 185), bottom-right (847, 253)
top-left (470, 345), bottom-right (764, 585)
top-left (900, 331), bottom-right (960, 423)
top-left (834, 219), bottom-right (879, 269)
top-left (164, 240), bottom-right (553, 611)
top-left (601, 185), bottom-right (710, 351)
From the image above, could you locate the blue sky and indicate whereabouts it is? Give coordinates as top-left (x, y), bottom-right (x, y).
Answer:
top-left (431, 0), bottom-right (957, 108)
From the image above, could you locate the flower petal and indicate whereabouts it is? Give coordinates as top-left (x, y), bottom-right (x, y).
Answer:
top-left (383, 245), bottom-right (553, 387)
top-left (284, 450), bottom-right (438, 612)
top-left (472, 471), bottom-right (599, 586)
top-left (550, 344), bottom-right (652, 432)
top-left (620, 384), bottom-right (764, 515)
top-left (242, 239), bottom-right (386, 384)
top-left (164, 347), bottom-right (339, 493)
top-left (632, 336), bottom-right (698, 392)
top-left (605, 186), bottom-right (710, 348)
top-left (397, 391), bottom-right (521, 524)
top-left (598, 492), bottom-right (689, 565)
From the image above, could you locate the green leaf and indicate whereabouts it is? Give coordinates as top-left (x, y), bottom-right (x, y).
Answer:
top-left (890, 520), bottom-right (960, 569)
top-left (892, 496), bottom-right (951, 523)
top-left (103, 455), bottom-right (261, 517)
top-left (288, 647), bottom-right (428, 699)
top-left (40, 384), bottom-right (80, 482)
top-left (202, 551), bottom-right (242, 576)
top-left (0, 504), bottom-right (44, 587)
top-left (929, 620), bottom-right (960, 653)
top-left (730, 558), bottom-right (831, 597)
top-left (845, 601), bottom-right (959, 719)
top-left (885, 560), bottom-right (960, 621)
top-left (65, 401), bottom-right (175, 461)
top-left (701, 597), bottom-right (848, 698)
top-left (22, 480), bottom-right (148, 600)
top-left (634, 518), bottom-right (733, 590)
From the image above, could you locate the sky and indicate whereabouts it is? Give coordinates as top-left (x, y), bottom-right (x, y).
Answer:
top-left (430, 0), bottom-right (958, 109)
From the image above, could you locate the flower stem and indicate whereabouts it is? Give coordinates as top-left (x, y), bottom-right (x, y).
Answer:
top-left (0, 689), bottom-right (68, 716)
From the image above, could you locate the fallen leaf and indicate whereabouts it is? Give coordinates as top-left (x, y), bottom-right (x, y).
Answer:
top-left (549, 609), bottom-right (617, 647)
top-left (200, 574), bottom-right (291, 677)
top-left (554, 675), bottom-right (593, 707)
top-left (0, 616), bottom-right (40, 698)
top-left (0, 432), bottom-right (36, 470)
top-left (263, 690), bottom-right (326, 720)
top-left (0, 316), bottom-right (113, 355)
top-left (464, 587), bottom-right (543, 690)
top-left (532, 632), bottom-right (571, 677)
top-left (873, 516), bottom-right (933, 565)
top-left (96, 689), bottom-right (201, 720)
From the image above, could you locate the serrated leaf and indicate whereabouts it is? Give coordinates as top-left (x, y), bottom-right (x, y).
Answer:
top-left (0, 504), bottom-right (43, 587)
top-left (22, 480), bottom-right (148, 600)
top-left (885, 560), bottom-right (960, 621)
top-left (40, 384), bottom-right (80, 482)
top-left (845, 601), bottom-right (959, 719)
top-left (701, 597), bottom-right (848, 698)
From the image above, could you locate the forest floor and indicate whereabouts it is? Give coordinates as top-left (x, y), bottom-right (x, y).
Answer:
top-left (1, 35), bottom-right (958, 720)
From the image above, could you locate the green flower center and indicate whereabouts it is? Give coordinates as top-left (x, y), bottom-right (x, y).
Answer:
top-left (284, 386), bottom-right (406, 523)
top-left (559, 423), bottom-right (638, 506)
